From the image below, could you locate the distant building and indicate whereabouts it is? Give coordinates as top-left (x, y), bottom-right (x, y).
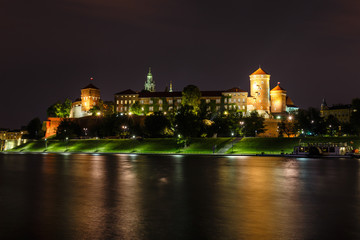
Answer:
top-left (0, 130), bottom-right (25, 140)
top-left (320, 99), bottom-right (353, 123)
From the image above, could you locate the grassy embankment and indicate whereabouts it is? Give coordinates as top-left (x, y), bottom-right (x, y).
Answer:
top-left (8, 137), bottom-right (360, 155)
top-left (228, 137), bottom-right (360, 154)
top-left (9, 138), bottom-right (232, 154)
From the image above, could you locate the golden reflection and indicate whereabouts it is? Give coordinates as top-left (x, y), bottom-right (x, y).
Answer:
top-left (215, 156), bottom-right (305, 239)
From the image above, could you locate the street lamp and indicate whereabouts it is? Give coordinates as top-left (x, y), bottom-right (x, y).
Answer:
top-left (65, 137), bottom-right (69, 151)
top-left (231, 132), bottom-right (234, 153)
top-left (45, 138), bottom-right (47, 150)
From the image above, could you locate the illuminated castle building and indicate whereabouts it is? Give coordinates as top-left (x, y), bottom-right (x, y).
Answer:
top-left (70, 81), bottom-right (101, 118)
top-left (114, 67), bottom-right (297, 117)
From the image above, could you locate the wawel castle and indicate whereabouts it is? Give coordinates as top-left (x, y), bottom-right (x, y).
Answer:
top-left (43, 67), bottom-right (299, 138)
top-left (69, 67), bottom-right (298, 119)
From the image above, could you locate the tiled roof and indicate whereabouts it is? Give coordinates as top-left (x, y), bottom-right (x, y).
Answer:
top-left (223, 87), bottom-right (247, 93)
top-left (286, 96), bottom-right (297, 107)
top-left (271, 84), bottom-right (286, 91)
top-left (115, 89), bottom-right (137, 95)
top-left (138, 91), bottom-right (182, 98)
top-left (327, 104), bottom-right (352, 110)
top-left (82, 83), bottom-right (99, 89)
top-left (250, 67), bottom-right (268, 75)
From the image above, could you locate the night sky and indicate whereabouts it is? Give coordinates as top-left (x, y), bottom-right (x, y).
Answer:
top-left (1, 0), bottom-right (360, 129)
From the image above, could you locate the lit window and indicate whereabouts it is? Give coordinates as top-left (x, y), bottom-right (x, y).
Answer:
top-left (149, 106), bottom-right (153, 111)
top-left (140, 100), bottom-right (144, 104)
top-left (169, 99), bottom-right (173, 104)
top-left (159, 100), bottom-right (163, 104)
top-left (125, 100), bottom-right (127, 104)
top-left (150, 100), bottom-right (153, 104)
top-left (121, 100), bottom-right (123, 104)
top-left (216, 99), bottom-right (220, 103)
top-left (159, 106), bottom-right (163, 111)
top-left (206, 99), bottom-right (210, 103)
top-left (177, 99), bottom-right (181, 103)
top-left (117, 100), bottom-right (119, 104)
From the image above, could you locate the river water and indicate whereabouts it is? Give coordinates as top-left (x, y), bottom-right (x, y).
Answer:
top-left (0, 153), bottom-right (359, 239)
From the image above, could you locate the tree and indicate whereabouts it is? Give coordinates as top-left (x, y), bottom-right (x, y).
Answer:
top-left (26, 118), bottom-right (44, 139)
top-left (211, 110), bottom-right (243, 137)
top-left (56, 119), bottom-right (82, 139)
top-left (350, 98), bottom-right (360, 136)
top-left (295, 107), bottom-right (326, 136)
top-left (325, 114), bottom-right (340, 136)
top-left (175, 105), bottom-right (202, 138)
top-left (144, 112), bottom-right (171, 137)
top-left (47, 98), bottom-right (72, 118)
top-left (278, 119), bottom-right (297, 137)
top-left (182, 85), bottom-right (201, 112)
top-left (130, 101), bottom-right (143, 115)
top-left (243, 111), bottom-right (265, 137)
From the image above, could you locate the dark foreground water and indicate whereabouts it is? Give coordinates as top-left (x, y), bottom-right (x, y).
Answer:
top-left (0, 153), bottom-right (360, 240)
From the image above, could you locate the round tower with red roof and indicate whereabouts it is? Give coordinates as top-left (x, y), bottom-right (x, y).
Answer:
top-left (270, 82), bottom-right (287, 113)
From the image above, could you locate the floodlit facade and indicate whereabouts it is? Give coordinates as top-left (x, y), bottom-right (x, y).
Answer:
top-left (114, 67), bottom-right (298, 117)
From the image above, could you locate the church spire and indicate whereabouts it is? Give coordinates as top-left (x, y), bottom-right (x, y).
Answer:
top-left (144, 67), bottom-right (155, 92)
top-left (169, 81), bottom-right (173, 92)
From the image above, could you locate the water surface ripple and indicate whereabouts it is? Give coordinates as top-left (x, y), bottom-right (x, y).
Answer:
top-left (0, 154), bottom-right (359, 239)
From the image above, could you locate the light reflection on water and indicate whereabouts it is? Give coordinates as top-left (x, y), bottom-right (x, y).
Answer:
top-left (0, 154), bottom-right (360, 239)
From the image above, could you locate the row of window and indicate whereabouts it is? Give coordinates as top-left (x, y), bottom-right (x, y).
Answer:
top-left (117, 98), bottom-right (247, 105)
top-left (118, 104), bottom-right (246, 112)
top-left (82, 96), bottom-right (99, 100)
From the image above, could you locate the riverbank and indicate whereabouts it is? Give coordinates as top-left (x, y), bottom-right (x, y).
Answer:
top-left (7, 137), bottom-right (360, 155)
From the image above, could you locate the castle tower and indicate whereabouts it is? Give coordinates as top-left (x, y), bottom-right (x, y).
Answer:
top-left (144, 67), bottom-right (155, 92)
top-left (81, 79), bottom-right (100, 112)
top-left (270, 82), bottom-right (287, 113)
top-left (249, 67), bottom-right (271, 113)
top-left (321, 98), bottom-right (328, 111)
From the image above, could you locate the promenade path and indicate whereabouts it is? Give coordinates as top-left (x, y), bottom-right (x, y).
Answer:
top-left (217, 137), bottom-right (242, 153)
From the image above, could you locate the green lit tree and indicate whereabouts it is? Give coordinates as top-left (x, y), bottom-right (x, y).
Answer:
top-left (130, 101), bottom-right (143, 115)
top-left (182, 85), bottom-right (201, 113)
top-left (47, 98), bottom-right (72, 118)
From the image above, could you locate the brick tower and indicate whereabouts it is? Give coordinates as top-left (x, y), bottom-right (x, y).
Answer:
top-left (249, 67), bottom-right (271, 114)
top-left (81, 79), bottom-right (100, 112)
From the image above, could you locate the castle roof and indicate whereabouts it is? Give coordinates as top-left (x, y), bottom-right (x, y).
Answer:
top-left (82, 83), bottom-right (99, 90)
top-left (115, 89), bottom-right (137, 95)
top-left (250, 67), bottom-right (268, 75)
top-left (270, 84), bottom-right (286, 91)
top-left (286, 96), bottom-right (296, 107)
top-left (223, 87), bottom-right (247, 93)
